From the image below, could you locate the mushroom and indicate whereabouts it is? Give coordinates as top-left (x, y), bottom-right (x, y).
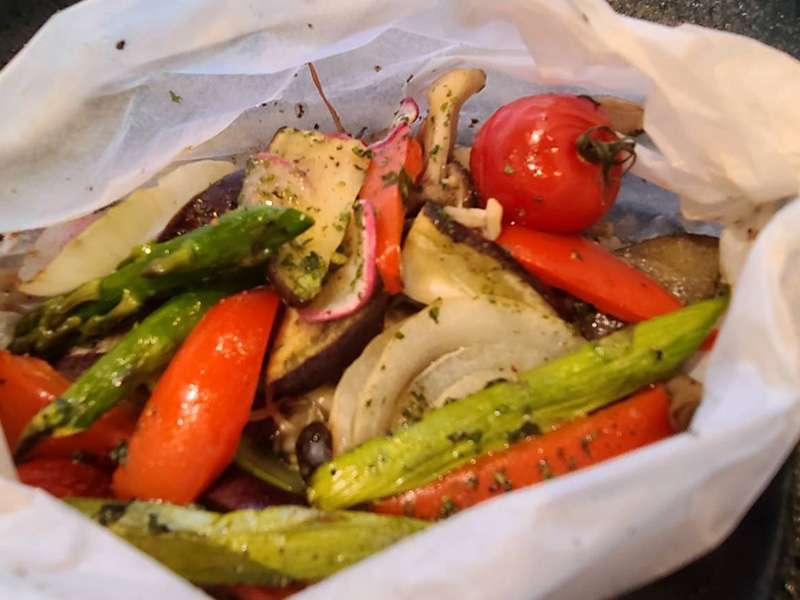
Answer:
top-left (415, 68), bottom-right (486, 207)
top-left (589, 95), bottom-right (645, 137)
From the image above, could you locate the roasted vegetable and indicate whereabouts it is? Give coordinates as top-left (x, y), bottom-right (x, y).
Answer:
top-left (68, 499), bottom-right (429, 585)
top-left (310, 296), bottom-right (727, 509)
top-left (298, 199), bottom-right (378, 322)
top-left (374, 384), bottom-right (672, 519)
top-left (235, 435), bottom-right (306, 496)
top-left (202, 467), bottom-right (304, 512)
top-left (588, 95), bottom-right (645, 136)
top-left (359, 100), bottom-right (424, 293)
top-left (0, 351), bottom-right (136, 461)
top-left (329, 295), bottom-right (582, 454)
top-left (15, 290), bottom-right (228, 459)
top-left (18, 458), bottom-right (113, 499)
top-left (19, 161), bottom-right (238, 297)
top-left (266, 294), bottom-right (388, 397)
top-left (416, 69), bottom-right (486, 207)
top-left (402, 203), bottom-right (559, 315)
top-left (240, 129), bottom-right (370, 306)
top-left (12, 206), bottom-right (312, 355)
top-left (113, 290), bottom-right (281, 504)
top-left (392, 340), bottom-right (557, 427)
top-left (615, 234), bottom-right (720, 304)
top-left (666, 374), bottom-right (703, 432)
top-left (498, 225), bottom-right (681, 322)
top-left (158, 169), bottom-right (244, 241)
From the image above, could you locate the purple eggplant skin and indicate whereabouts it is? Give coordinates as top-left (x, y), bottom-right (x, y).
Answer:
top-left (201, 466), bottom-right (306, 512)
top-left (156, 169), bottom-right (244, 242)
top-left (55, 351), bottom-right (104, 380)
top-left (266, 293), bottom-right (389, 397)
top-left (420, 202), bottom-right (567, 319)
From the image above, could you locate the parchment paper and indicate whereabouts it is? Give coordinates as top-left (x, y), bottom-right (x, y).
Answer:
top-left (1, 0), bottom-right (799, 598)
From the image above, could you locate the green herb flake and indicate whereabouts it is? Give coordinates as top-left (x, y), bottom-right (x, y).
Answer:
top-left (430, 144), bottom-right (441, 159)
top-left (503, 164), bottom-right (515, 175)
top-left (301, 252), bottom-right (322, 273)
top-left (506, 421), bottom-right (541, 444)
top-left (147, 513), bottom-right (171, 534)
top-left (382, 171), bottom-right (399, 186)
top-left (537, 460), bottom-right (555, 481)
top-left (169, 90), bottom-right (182, 103)
top-left (394, 331), bottom-right (406, 340)
top-left (109, 440), bottom-right (128, 465)
top-left (352, 146), bottom-right (374, 159)
top-left (440, 496), bottom-right (459, 518)
top-left (493, 469), bottom-right (513, 492)
top-left (97, 502), bottom-right (129, 526)
top-left (428, 305), bottom-right (440, 323)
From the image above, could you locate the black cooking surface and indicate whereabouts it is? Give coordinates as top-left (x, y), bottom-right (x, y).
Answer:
top-left (2, 1), bottom-right (799, 598)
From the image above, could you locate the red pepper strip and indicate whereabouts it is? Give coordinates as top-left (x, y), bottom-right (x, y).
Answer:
top-left (700, 328), bottom-right (719, 351)
top-left (113, 289), bottom-right (280, 504)
top-left (221, 585), bottom-right (306, 600)
top-left (497, 226), bottom-right (682, 322)
top-left (17, 458), bottom-right (113, 498)
top-left (0, 351), bottom-right (136, 462)
top-left (372, 385), bottom-right (672, 520)
top-left (359, 126), bottom-right (423, 294)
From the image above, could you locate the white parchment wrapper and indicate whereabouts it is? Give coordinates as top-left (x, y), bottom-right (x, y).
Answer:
top-left (1, 0), bottom-right (800, 598)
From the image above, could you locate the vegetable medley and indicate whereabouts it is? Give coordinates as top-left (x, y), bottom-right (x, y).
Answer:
top-left (0, 67), bottom-right (726, 597)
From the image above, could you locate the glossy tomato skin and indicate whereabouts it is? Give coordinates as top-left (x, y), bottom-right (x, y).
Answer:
top-left (471, 94), bottom-right (621, 233)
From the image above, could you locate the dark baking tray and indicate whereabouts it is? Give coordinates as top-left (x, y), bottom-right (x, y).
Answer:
top-left (2, 1), bottom-right (799, 598)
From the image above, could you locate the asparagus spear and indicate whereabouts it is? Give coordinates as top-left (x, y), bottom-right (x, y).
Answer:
top-left (309, 295), bottom-right (727, 510)
top-left (16, 289), bottom-right (228, 459)
top-left (66, 498), bottom-right (429, 585)
top-left (12, 206), bottom-right (312, 355)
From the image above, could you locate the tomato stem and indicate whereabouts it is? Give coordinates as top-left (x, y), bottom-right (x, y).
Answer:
top-left (575, 125), bottom-right (636, 202)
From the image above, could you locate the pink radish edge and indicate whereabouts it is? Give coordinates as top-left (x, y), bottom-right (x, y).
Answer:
top-left (251, 152), bottom-right (295, 168)
top-left (369, 97), bottom-right (420, 151)
top-left (298, 199), bottom-right (377, 323)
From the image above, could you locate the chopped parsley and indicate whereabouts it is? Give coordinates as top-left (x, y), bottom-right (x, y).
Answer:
top-left (440, 496), bottom-right (459, 518)
top-left (169, 90), bottom-right (182, 103)
top-left (352, 146), bottom-right (374, 159)
top-left (428, 305), bottom-right (440, 323)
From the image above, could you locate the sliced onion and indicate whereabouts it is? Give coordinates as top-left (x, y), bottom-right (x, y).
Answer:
top-left (18, 160), bottom-right (237, 297)
top-left (329, 295), bottom-right (582, 453)
top-left (391, 341), bottom-right (548, 426)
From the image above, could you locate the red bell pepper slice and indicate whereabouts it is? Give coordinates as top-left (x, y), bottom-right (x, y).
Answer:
top-left (0, 351), bottom-right (136, 461)
top-left (359, 125), bottom-right (423, 294)
top-left (373, 384), bottom-right (672, 520)
top-left (497, 226), bottom-right (681, 322)
top-left (113, 289), bottom-right (280, 504)
top-left (17, 458), bottom-right (113, 498)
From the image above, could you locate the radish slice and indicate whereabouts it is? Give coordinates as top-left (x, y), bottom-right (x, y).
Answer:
top-left (18, 160), bottom-right (237, 297)
top-left (369, 98), bottom-right (420, 152)
top-left (299, 200), bottom-right (377, 323)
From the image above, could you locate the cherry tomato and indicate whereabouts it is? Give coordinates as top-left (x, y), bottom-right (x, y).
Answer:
top-left (470, 94), bottom-right (634, 233)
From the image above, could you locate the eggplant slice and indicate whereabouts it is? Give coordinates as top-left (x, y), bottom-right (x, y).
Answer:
top-left (157, 169), bottom-right (243, 242)
top-left (402, 202), bottom-right (562, 317)
top-left (615, 234), bottom-right (720, 304)
top-left (266, 294), bottom-right (389, 397)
